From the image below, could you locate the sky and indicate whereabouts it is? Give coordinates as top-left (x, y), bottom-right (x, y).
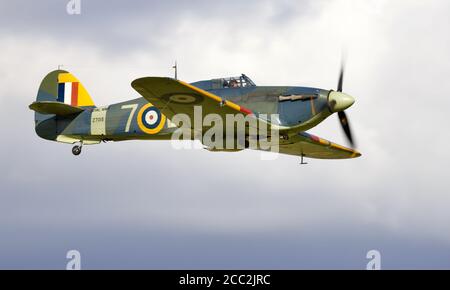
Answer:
top-left (0, 0), bottom-right (450, 269)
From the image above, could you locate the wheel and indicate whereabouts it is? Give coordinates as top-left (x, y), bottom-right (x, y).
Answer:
top-left (72, 145), bottom-right (82, 156)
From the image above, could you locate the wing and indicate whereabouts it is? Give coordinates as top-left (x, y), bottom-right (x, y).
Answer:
top-left (131, 77), bottom-right (257, 129)
top-left (277, 132), bottom-right (361, 159)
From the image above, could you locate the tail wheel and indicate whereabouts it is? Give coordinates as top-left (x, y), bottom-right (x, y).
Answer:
top-left (72, 145), bottom-right (82, 156)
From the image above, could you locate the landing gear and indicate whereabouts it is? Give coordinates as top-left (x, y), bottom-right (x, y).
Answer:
top-left (72, 145), bottom-right (82, 156)
top-left (72, 142), bottom-right (83, 156)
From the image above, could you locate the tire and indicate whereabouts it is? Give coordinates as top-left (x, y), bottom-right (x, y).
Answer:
top-left (72, 146), bottom-right (82, 156)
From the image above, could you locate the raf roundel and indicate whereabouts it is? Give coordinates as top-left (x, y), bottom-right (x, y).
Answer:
top-left (162, 93), bottom-right (204, 105)
top-left (137, 103), bottom-right (166, 134)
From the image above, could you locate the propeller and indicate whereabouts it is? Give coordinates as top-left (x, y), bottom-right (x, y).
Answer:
top-left (328, 62), bottom-right (356, 148)
top-left (337, 64), bottom-right (344, 92)
top-left (338, 111), bottom-right (354, 147)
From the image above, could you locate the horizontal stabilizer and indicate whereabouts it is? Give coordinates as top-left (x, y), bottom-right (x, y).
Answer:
top-left (29, 101), bottom-right (84, 116)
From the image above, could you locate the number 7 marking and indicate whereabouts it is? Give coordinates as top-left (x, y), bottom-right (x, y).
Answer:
top-left (121, 104), bottom-right (138, 133)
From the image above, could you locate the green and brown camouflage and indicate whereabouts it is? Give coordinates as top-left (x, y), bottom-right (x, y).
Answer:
top-left (30, 70), bottom-right (361, 159)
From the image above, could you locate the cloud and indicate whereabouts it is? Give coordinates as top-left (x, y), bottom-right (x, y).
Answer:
top-left (0, 0), bottom-right (450, 269)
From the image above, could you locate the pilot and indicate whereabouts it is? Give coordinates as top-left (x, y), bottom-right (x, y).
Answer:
top-left (223, 80), bottom-right (229, 88)
top-left (229, 79), bottom-right (238, 88)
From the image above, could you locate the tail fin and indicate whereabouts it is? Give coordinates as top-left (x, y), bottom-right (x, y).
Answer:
top-left (32, 70), bottom-right (96, 140)
top-left (36, 70), bottom-right (95, 107)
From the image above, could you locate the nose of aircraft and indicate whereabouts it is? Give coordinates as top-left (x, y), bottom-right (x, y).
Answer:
top-left (328, 91), bottom-right (355, 112)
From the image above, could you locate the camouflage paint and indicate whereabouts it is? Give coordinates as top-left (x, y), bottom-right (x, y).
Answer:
top-left (30, 70), bottom-right (360, 159)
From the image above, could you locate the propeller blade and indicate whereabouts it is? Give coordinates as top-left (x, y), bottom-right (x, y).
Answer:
top-left (337, 64), bottom-right (344, 92)
top-left (338, 111), bottom-right (354, 147)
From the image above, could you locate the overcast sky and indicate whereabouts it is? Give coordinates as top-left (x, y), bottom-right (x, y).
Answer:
top-left (1, 0), bottom-right (450, 269)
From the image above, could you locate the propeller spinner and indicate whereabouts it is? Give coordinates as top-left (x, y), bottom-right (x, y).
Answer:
top-left (328, 64), bottom-right (356, 148)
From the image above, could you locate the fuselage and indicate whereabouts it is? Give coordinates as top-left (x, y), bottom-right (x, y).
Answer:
top-left (45, 84), bottom-right (334, 145)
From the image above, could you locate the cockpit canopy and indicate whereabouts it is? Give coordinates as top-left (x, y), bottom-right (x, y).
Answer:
top-left (220, 74), bottom-right (256, 88)
top-left (191, 74), bottom-right (256, 91)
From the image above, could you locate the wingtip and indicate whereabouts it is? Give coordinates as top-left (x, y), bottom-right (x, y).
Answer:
top-left (351, 151), bottom-right (362, 158)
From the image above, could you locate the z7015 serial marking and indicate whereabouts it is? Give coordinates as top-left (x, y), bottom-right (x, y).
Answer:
top-left (91, 107), bottom-right (108, 135)
top-left (92, 117), bottom-right (104, 123)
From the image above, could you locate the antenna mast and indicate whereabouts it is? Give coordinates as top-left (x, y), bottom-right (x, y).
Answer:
top-left (172, 61), bottom-right (178, 80)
